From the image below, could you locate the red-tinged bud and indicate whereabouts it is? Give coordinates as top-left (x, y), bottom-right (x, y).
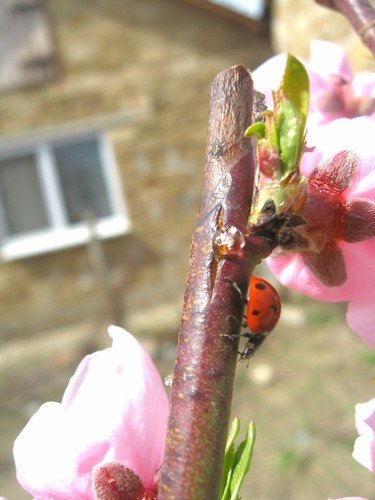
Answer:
top-left (93, 462), bottom-right (143, 500)
top-left (258, 141), bottom-right (281, 177)
top-left (93, 462), bottom-right (158, 500)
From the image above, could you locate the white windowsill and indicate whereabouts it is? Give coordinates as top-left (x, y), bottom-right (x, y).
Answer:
top-left (1, 215), bottom-right (131, 261)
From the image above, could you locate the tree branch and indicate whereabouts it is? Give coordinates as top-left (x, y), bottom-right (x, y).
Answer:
top-left (315, 0), bottom-right (375, 56)
top-left (157, 65), bottom-right (272, 500)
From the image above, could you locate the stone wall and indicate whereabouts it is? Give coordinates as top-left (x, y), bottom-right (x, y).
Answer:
top-left (0, 0), bottom-right (272, 338)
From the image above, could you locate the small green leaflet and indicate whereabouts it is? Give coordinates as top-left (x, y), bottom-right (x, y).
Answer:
top-left (279, 53), bottom-right (309, 135)
top-left (276, 98), bottom-right (303, 176)
top-left (244, 121), bottom-right (265, 139)
top-left (244, 54), bottom-right (309, 179)
top-left (220, 418), bottom-right (256, 500)
top-left (220, 417), bottom-right (240, 500)
top-left (275, 54), bottom-right (309, 176)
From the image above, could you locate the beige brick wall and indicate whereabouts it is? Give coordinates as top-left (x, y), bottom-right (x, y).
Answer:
top-left (0, 0), bottom-right (272, 338)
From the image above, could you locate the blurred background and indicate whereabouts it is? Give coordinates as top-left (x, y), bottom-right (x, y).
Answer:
top-left (0, 0), bottom-right (374, 498)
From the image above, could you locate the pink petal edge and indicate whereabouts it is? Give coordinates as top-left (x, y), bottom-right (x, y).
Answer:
top-left (346, 302), bottom-right (375, 350)
top-left (13, 326), bottom-right (169, 499)
top-left (353, 398), bottom-right (375, 474)
top-left (309, 40), bottom-right (353, 82)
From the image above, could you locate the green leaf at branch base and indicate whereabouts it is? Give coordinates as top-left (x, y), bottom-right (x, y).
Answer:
top-left (244, 121), bottom-right (266, 139)
top-left (220, 419), bottom-right (256, 500)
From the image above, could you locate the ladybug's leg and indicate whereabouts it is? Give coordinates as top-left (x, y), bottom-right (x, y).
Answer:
top-left (220, 314), bottom-right (242, 343)
top-left (223, 277), bottom-right (247, 302)
top-left (221, 330), bottom-right (254, 342)
top-left (223, 278), bottom-right (250, 327)
top-left (238, 332), bottom-right (266, 362)
top-left (221, 332), bottom-right (240, 342)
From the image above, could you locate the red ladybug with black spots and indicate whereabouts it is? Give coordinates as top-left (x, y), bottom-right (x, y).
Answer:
top-left (239, 276), bottom-right (281, 362)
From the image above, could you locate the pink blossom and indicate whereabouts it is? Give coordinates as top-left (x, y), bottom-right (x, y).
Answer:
top-left (353, 397), bottom-right (375, 474)
top-left (13, 326), bottom-right (169, 499)
top-left (253, 42), bottom-right (375, 349)
top-left (267, 117), bottom-right (375, 348)
top-left (252, 40), bottom-right (375, 125)
top-left (329, 497), bottom-right (368, 500)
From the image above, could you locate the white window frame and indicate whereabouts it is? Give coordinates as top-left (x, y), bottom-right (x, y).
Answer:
top-left (0, 131), bottom-right (131, 260)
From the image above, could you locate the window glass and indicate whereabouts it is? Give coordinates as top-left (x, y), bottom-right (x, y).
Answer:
top-left (53, 139), bottom-right (112, 224)
top-left (0, 153), bottom-right (49, 236)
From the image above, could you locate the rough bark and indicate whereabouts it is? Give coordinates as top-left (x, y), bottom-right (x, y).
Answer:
top-left (158, 65), bottom-right (271, 500)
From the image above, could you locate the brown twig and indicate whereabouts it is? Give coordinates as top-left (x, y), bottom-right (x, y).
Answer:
top-left (157, 66), bottom-right (272, 500)
top-left (315, 0), bottom-right (375, 56)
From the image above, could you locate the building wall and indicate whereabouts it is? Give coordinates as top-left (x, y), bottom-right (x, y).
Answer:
top-left (0, 0), bottom-right (272, 338)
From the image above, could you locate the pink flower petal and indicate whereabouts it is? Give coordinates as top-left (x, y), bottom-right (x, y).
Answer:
top-left (268, 236), bottom-right (375, 308)
top-left (14, 327), bottom-right (169, 499)
top-left (14, 402), bottom-right (91, 499)
top-left (340, 240), bottom-right (375, 300)
top-left (266, 253), bottom-right (345, 301)
top-left (299, 145), bottom-right (323, 177)
top-left (301, 117), bottom-right (375, 212)
top-left (347, 302), bottom-right (375, 350)
top-left (252, 53), bottom-right (287, 107)
top-left (303, 118), bottom-right (375, 181)
top-left (352, 72), bottom-right (375, 100)
top-left (309, 150), bottom-right (357, 192)
top-left (251, 51), bottom-right (325, 115)
top-left (353, 398), bottom-right (375, 473)
top-left (301, 245), bottom-right (347, 287)
top-left (356, 399), bottom-right (375, 434)
top-left (253, 40), bottom-right (371, 127)
top-left (309, 40), bottom-right (352, 83)
top-left (105, 326), bottom-right (169, 488)
top-left (344, 199), bottom-right (375, 243)
top-left (329, 497), bottom-right (368, 500)
top-left (255, 43), bottom-right (375, 348)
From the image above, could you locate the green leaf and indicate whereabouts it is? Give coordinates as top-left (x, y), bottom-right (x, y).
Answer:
top-left (245, 53), bottom-right (310, 219)
top-left (277, 99), bottom-right (302, 176)
top-left (220, 418), bottom-right (240, 500)
top-left (274, 54), bottom-right (309, 176)
top-left (229, 421), bottom-right (256, 500)
top-left (244, 122), bottom-right (266, 138)
top-left (226, 417), bottom-right (241, 455)
top-left (281, 54), bottom-right (309, 133)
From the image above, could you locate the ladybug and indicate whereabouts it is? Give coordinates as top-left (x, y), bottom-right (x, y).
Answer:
top-left (239, 276), bottom-right (281, 362)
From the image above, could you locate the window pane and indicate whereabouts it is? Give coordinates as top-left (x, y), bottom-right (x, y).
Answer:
top-left (0, 154), bottom-right (49, 236)
top-left (53, 139), bottom-right (112, 224)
